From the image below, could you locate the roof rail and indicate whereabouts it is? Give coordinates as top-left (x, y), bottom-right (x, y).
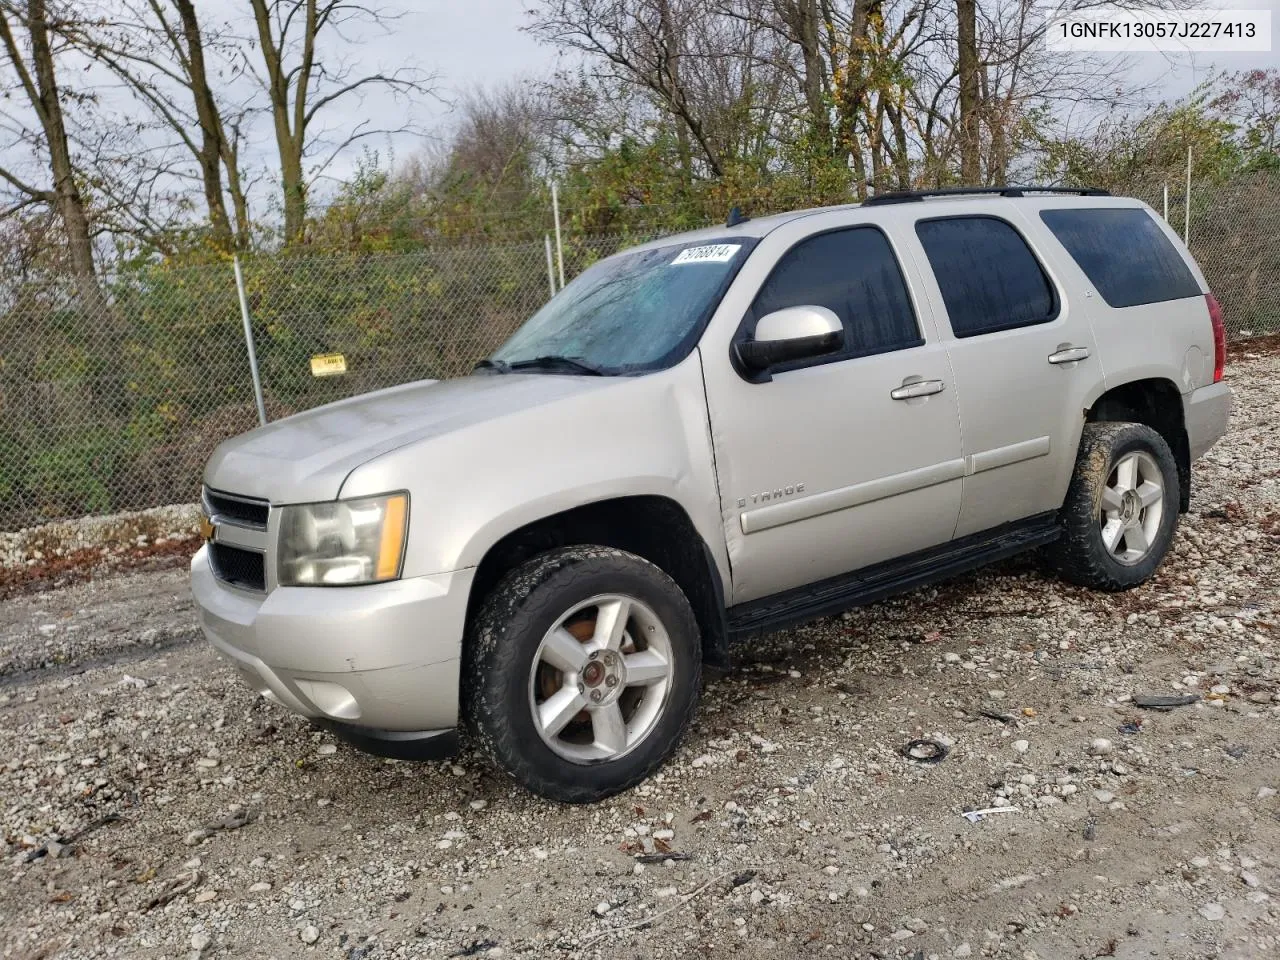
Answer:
top-left (863, 186), bottom-right (1110, 206)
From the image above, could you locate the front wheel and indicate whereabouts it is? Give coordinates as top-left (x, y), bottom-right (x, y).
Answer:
top-left (463, 546), bottom-right (701, 803)
top-left (1047, 421), bottom-right (1180, 591)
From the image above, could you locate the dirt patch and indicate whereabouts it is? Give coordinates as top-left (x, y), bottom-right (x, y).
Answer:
top-left (1, 353), bottom-right (1277, 960)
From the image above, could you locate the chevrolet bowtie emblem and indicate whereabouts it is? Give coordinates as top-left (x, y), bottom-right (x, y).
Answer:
top-left (199, 514), bottom-right (217, 542)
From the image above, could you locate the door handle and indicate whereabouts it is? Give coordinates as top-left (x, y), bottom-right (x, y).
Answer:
top-left (1048, 346), bottom-right (1090, 365)
top-left (890, 379), bottom-right (945, 400)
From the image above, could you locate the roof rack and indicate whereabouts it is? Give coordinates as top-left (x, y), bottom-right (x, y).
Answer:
top-left (863, 186), bottom-right (1110, 206)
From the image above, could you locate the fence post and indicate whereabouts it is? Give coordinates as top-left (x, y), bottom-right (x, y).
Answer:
top-left (544, 234), bottom-right (557, 297)
top-left (1163, 183), bottom-right (1169, 222)
top-left (233, 255), bottom-right (268, 427)
top-left (551, 180), bottom-right (566, 290)
top-left (1184, 147), bottom-right (1192, 244)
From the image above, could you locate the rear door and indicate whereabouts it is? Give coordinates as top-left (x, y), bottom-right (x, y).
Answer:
top-left (906, 205), bottom-right (1100, 538)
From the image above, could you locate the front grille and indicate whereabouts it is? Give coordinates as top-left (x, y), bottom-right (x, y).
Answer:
top-left (210, 543), bottom-right (266, 591)
top-left (204, 488), bottom-right (269, 528)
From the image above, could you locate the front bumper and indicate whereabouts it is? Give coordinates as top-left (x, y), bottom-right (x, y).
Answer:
top-left (191, 545), bottom-right (474, 738)
top-left (1183, 381), bottom-right (1233, 462)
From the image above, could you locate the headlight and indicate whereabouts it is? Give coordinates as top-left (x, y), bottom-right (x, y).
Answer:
top-left (277, 493), bottom-right (408, 586)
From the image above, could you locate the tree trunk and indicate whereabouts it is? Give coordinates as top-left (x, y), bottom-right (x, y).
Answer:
top-left (956, 0), bottom-right (980, 184)
top-left (836, 0), bottom-right (877, 197)
top-left (886, 98), bottom-right (911, 189)
top-left (174, 0), bottom-right (235, 250)
top-left (249, 0), bottom-right (311, 245)
top-left (28, 0), bottom-right (96, 285)
top-left (780, 0), bottom-right (831, 158)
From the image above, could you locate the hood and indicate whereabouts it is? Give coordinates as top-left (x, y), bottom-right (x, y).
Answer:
top-left (203, 374), bottom-right (620, 503)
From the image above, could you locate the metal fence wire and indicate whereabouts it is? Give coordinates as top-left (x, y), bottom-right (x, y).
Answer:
top-left (1, 170), bottom-right (1277, 534)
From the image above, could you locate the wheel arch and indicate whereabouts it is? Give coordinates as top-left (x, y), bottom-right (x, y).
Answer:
top-left (1085, 377), bottom-right (1190, 512)
top-left (464, 496), bottom-right (732, 672)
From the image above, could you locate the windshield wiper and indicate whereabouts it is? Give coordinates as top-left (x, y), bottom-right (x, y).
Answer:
top-left (506, 355), bottom-right (606, 376)
top-left (472, 358), bottom-right (510, 373)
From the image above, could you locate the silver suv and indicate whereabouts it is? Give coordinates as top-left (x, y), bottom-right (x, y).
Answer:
top-left (192, 187), bottom-right (1232, 802)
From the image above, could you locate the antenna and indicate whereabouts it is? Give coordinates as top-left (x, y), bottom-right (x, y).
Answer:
top-left (726, 206), bottom-right (749, 227)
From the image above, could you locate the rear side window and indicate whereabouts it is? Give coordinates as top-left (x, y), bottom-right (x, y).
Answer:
top-left (915, 216), bottom-right (1056, 338)
top-left (1039, 207), bottom-right (1202, 307)
top-left (749, 226), bottom-right (922, 364)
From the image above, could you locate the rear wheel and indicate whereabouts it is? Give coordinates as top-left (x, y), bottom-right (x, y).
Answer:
top-left (1047, 422), bottom-right (1180, 591)
top-left (463, 546), bottom-right (701, 803)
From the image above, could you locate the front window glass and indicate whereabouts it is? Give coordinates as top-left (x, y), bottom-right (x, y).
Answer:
top-left (487, 239), bottom-right (752, 375)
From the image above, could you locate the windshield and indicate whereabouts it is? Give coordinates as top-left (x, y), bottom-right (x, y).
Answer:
top-left (487, 238), bottom-right (754, 375)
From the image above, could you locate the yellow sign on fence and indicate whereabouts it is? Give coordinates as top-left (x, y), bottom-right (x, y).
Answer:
top-left (310, 353), bottom-right (347, 377)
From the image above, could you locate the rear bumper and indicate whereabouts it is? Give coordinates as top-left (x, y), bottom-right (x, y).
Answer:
top-left (191, 545), bottom-right (474, 734)
top-left (1183, 381), bottom-right (1233, 461)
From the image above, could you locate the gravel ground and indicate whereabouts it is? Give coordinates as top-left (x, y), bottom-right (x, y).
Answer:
top-left (3, 349), bottom-right (1279, 960)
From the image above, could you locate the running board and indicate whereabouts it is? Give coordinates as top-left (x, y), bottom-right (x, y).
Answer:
top-left (726, 512), bottom-right (1060, 637)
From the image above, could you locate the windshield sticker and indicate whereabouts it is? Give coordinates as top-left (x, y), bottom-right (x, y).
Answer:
top-left (670, 243), bottom-right (741, 265)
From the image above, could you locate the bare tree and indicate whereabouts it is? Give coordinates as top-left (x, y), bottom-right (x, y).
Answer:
top-left (0, 0), bottom-right (99, 282)
top-left (955, 0), bottom-right (979, 181)
top-left (61, 0), bottom-right (254, 251)
top-left (245, 0), bottom-right (436, 245)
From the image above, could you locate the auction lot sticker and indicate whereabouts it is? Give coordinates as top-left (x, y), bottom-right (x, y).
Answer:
top-left (1046, 7), bottom-right (1271, 52)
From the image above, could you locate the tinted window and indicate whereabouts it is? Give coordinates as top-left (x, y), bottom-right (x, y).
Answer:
top-left (1039, 207), bottom-right (1201, 308)
top-left (916, 217), bottom-right (1056, 337)
top-left (749, 227), bottom-right (922, 364)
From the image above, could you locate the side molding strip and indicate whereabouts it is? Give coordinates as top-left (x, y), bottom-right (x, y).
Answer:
top-left (740, 459), bottom-right (965, 534)
top-left (739, 436), bottom-right (1052, 535)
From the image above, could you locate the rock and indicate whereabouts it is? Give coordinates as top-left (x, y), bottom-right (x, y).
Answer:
top-left (1248, 691), bottom-right (1272, 704)
top-left (193, 889), bottom-right (217, 903)
top-left (38, 624), bottom-right (58, 637)
top-left (954, 944), bottom-right (973, 958)
top-left (890, 929), bottom-right (915, 940)
top-left (194, 757), bottom-right (218, 769)
top-left (905, 918), bottom-right (927, 933)
top-left (317, 744), bottom-right (337, 756)
top-left (594, 901), bottom-right (612, 916)
top-left (183, 828), bottom-right (211, 847)
top-left (1241, 871), bottom-right (1260, 888)
top-left (190, 931), bottom-right (210, 951)
top-left (249, 881), bottom-right (272, 893)
top-left (469, 799), bottom-right (488, 811)
top-left (1257, 787), bottom-right (1277, 799)
top-left (1012, 740), bottom-right (1029, 753)
top-left (823, 865), bottom-right (840, 876)
top-left (300, 925), bottom-right (320, 944)
top-left (1199, 902), bottom-right (1225, 921)
top-left (1088, 738), bottom-right (1114, 756)
top-left (1093, 790), bottom-right (1114, 803)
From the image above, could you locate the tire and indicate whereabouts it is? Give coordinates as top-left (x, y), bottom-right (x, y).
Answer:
top-left (462, 546), bottom-right (701, 803)
top-left (1046, 421), bottom-right (1180, 591)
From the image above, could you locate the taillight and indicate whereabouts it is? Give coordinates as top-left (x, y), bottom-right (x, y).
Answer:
top-left (1206, 293), bottom-right (1226, 383)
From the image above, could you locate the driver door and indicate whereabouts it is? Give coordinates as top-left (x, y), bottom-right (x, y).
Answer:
top-left (701, 219), bottom-right (964, 604)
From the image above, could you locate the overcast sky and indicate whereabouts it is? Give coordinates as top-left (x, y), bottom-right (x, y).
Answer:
top-left (196, 0), bottom-right (1275, 174)
top-left (15, 0), bottom-right (1278, 213)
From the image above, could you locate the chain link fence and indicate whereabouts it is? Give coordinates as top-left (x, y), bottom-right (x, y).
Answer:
top-left (2, 170), bottom-right (1277, 536)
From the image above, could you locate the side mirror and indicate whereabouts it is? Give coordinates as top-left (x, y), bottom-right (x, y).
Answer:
top-left (735, 305), bottom-right (844, 373)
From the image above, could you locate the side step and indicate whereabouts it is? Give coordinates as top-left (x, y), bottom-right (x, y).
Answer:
top-left (726, 512), bottom-right (1060, 638)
